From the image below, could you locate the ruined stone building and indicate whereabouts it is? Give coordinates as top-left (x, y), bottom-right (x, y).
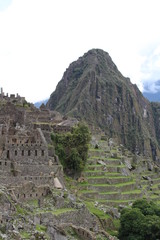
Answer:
top-left (0, 93), bottom-right (77, 203)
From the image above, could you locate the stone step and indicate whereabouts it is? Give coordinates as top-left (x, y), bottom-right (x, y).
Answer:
top-left (121, 192), bottom-right (143, 200)
top-left (98, 191), bottom-right (142, 201)
top-left (141, 177), bottom-right (160, 186)
top-left (87, 158), bottom-right (122, 166)
top-left (84, 171), bottom-right (121, 177)
top-left (87, 176), bottom-right (132, 185)
top-left (86, 164), bottom-right (126, 173)
top-left (98, 192), bottom-right (120, 200)
top-left (88, 184), bottom-right (116, 192)
top-left (141, 173), bottom-right (160, 180)
top-left (152, 178), bottom-right (160, 184)
top-left (98, 199), bottom-right (134, 207)
top-left (88, 150), bottom-right (106, 158)
top-left (87, 182), bottom-right (136, 192)
top-left (149, 195), bottom-right (160, 201)
top-left (79, 191), bottom-right (99, 199)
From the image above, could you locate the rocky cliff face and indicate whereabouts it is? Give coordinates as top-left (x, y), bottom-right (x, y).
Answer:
top-left (47, 49), bottom-right (160, 159)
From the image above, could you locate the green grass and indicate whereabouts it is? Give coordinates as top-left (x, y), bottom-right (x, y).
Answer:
top-left (52, 208), bottom-right (76, 215)
top-left (90, 181), bottom-right (135, 187)
top-left (89, 148), bottom-right (106, 152)
top-left (121, 189), bottom-right (141, 194)
top-left (20, 231), bottom-right (31, 239)
top-left (85, 164), bottom-right (126, 169)
top-left (87, 176), bottom-right (131, 179)
top-left (27, 199), bottom-right (38, 207)
top-left (16, 205), bottom-right (29, 215)
top-left (88, 156), bottom-right (105, 159)
top-left (149, 195), bottom-right (160, 199)
top-left (99, 199), bottom-right (134, 203)
top-left (99, 191), bottom-right (118, 195)
top-left (85, 201), bottom-right (109, 220)
top-left (34, 208), bottom-right (76, 216)
top-left (79, 190), bottom-right (97, 193)
top-left (36, 224), bottom-right (47, 232)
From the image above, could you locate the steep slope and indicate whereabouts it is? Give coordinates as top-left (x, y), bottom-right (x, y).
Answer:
top-left (47, 49), bottom-right (159, 159)
top-left (151, 102), bottom-right (160, 148)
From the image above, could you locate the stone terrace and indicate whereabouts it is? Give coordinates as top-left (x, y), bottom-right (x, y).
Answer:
top-left (77, 136), bottom-right (160, 207)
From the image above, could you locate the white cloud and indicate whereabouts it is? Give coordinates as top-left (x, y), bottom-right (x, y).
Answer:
top-left (140, 43), bottom-right (160, 92)
top-left (0, 0), bottom-right (160, 102)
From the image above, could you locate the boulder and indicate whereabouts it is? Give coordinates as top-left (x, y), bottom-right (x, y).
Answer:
top-left (54, 178), bottom-right (63, 189)
top-left (97, 160), bottom-right (106, 166)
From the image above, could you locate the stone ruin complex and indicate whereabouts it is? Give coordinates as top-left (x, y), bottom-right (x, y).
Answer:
top-left (0, 90), bottom-right (78, 225)
top-left (0, 88), bottom-right (25, 105)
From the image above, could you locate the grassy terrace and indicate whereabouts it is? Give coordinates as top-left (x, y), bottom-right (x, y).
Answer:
top-left (84, 171), bottom-right (121, 176)
top-left (98, 199), bottom-right (134, 204)
top-left (89, 181), bottom-right (135, 187)
top-left (85, 164), bottom-right (126, 169)
top-left (78, 180), bottom-right (135, 187)
top-left (121, 189), bottom-right (142, 194)
top-left (79, 139), bottom-right (160, 207)
top-left (87, 175), bottom-right (132, 179)
top-left (85, 201), bottom-right (110, 220)
top-left (34, 207), bottom-right (76, 215)
top-left (88, 156), bottom-right (121, 160)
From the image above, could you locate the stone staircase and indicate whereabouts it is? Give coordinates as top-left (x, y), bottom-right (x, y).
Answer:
top-left (78, 137), bottom-right (160, 206)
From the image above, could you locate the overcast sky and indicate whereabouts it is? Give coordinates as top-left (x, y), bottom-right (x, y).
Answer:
top-left (0, 0), bottom-right (160, 103)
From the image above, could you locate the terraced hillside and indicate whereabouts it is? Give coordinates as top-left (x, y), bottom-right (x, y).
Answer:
top-left (77, 136), bottom-right (160, 207)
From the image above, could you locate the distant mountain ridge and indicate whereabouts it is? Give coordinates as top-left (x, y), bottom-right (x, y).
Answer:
top-left (143, 91), bottom-right (160, 102)
top-left (34, 99), bottom-right (48, 108)
top-left (143, 80), bottom-right (160, 102)
top-left (47, 49), bottom-right (160, 161)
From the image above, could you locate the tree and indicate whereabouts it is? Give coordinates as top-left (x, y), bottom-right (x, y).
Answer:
top-left (51, 123), bottom-right (91, 176)
top-left (132, 198), bottom-right (160, 216)
top-left (119, 208), bottom-right (144, 240)
top-left (119, 199), bottom-right (160, 240)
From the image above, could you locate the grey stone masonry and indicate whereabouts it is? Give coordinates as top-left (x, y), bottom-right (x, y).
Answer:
top-left (0, 94), bottom-right (75, 203)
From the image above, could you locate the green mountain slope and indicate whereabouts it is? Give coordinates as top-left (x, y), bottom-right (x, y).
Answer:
top-left (47, 49), bottom-right (160, 160)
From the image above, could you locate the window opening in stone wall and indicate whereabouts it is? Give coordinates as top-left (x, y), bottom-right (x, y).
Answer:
top-left (7, 150), bottom-right (9, 159)
top-left (28, 150), bottom-right (30, 156)
top-left (42, 150), bottom-right (44, 156)
top-left (24, 194), bottom-right (25, 198)
top-left (22, 150), bottom-right (24, 156)
top-left (35, 150), bottom-right (37, 156)
top-left (15, 150), bottom-right (17, 156)
top-left (0, 162), bottom-right (1, 165)
top-left (5, 162), bottom-right (7, 166)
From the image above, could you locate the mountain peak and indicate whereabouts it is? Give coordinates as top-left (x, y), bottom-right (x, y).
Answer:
top-left (70, 48), bottom-right (119, 76)
top-left (47, 49), bottom-right (159, 158)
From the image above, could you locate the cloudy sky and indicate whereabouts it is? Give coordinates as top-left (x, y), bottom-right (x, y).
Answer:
top-left (0, 0), bottom-right (160, 103)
